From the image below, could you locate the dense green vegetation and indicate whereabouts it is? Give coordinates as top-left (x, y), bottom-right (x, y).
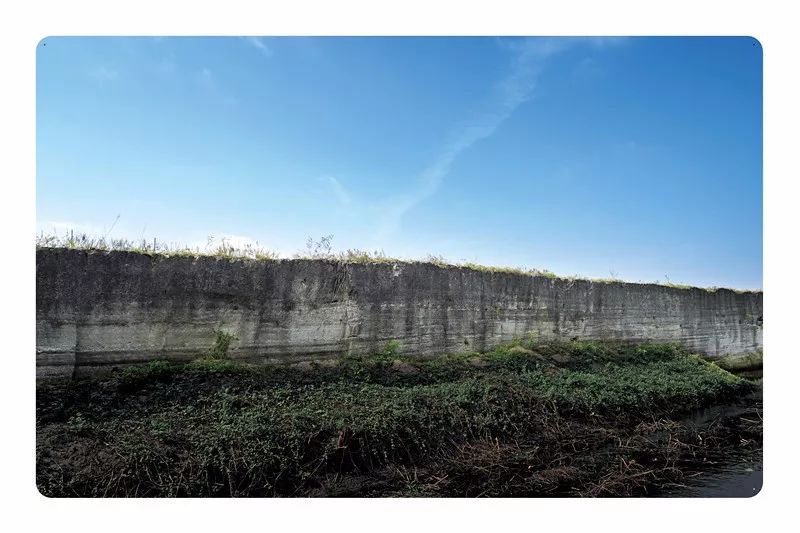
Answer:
top-left (36, 341), bottom-right (760, 497)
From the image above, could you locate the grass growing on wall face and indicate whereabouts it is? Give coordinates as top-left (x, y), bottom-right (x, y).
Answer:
top-left (208, 329), bottom-right (237, 359)
top-left (36, 342), bottom-right (758, 497)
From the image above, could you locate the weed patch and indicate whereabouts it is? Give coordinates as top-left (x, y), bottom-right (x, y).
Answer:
top-left (36, 342), bottom-right (758, 497)
top-left (208, 329), bottom-right (237, 359)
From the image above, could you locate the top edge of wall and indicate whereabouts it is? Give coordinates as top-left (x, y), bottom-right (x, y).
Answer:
top-left (35, 246), bottom-right (763, 296)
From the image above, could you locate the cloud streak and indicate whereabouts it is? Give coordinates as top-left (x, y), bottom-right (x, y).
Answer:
top-left (322, 175), bottom-right (352, 206)
top-left (372, 38), bottom-right (577, 240)
top-left (245, 37), bottom-right (273, 58)
top-left (198, 67), bottom-right (238, 106)
top-left (88, 66), bottom-right (119, 81)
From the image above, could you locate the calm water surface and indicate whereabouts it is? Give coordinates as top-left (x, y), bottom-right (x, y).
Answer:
top-left (663, 390), bottom-right (762, 498)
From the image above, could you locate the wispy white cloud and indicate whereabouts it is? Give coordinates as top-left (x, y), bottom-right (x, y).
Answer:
top-left (88, 66), bottom-right (119, 81)
top-left (197, 67), bottom-right (238, 106)
top-left (372, 38), bottom-right (576, 240)
top-left (321, 175), bottom-right (352, 206)
top-left (199, 67), bottom-right (214, 86)
top-left (245, 37), bottom-right (273, 58)
top-left (154, 55), bottom-right (176, 75)
top-left (312, 38), bottom-right (627, 251)
top-left (571, 56), bottom-right (604, 81)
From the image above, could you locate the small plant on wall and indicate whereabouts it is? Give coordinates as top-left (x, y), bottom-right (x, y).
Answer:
top-left (209, 329), bottom-right (237, 359)
top-left (382, 339), bottom-right (401, 358)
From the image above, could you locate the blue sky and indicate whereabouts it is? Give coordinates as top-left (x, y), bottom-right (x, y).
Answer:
top-left (36, 36), bottom-right (762, 289)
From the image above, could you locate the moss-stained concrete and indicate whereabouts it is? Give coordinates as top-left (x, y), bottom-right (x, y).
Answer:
top-left (36, 248), bottom-right (763, 378)
top-left (714, 351), bottom-right (763, 373)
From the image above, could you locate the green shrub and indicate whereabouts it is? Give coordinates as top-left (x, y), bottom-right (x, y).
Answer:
top-left (209, 329), bottom-right (237, 359)
top-left (383, 339), bottom-right (401, 358)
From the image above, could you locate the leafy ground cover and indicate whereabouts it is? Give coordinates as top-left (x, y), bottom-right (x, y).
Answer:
top-left (36, 341), bottom-right (760, 497)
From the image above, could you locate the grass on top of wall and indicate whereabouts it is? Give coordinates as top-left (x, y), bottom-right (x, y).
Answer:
top-left (35, 231), bottom-right (760, 294)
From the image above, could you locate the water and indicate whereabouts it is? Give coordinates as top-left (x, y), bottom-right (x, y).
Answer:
top-left (678, 463), bottom-right (762, 497)
top-left (661, 389), bottom-right (762, 497)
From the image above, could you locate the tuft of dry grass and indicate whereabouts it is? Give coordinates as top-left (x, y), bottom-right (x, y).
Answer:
top-left (36, 231), bottom-right (279, 261)
top-left (35, 230), bottom-right (761, 293)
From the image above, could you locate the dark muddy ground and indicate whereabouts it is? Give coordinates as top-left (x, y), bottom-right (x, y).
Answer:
top-left (36, 341), bottom-right (762, 497)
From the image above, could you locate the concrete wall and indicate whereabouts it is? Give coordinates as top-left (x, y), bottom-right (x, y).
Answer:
top-left (36, 248), bottom-right (763, 379)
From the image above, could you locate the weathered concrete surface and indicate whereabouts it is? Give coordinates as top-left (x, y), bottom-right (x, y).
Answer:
top-left (36, 248), bottom-right (763, 378)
